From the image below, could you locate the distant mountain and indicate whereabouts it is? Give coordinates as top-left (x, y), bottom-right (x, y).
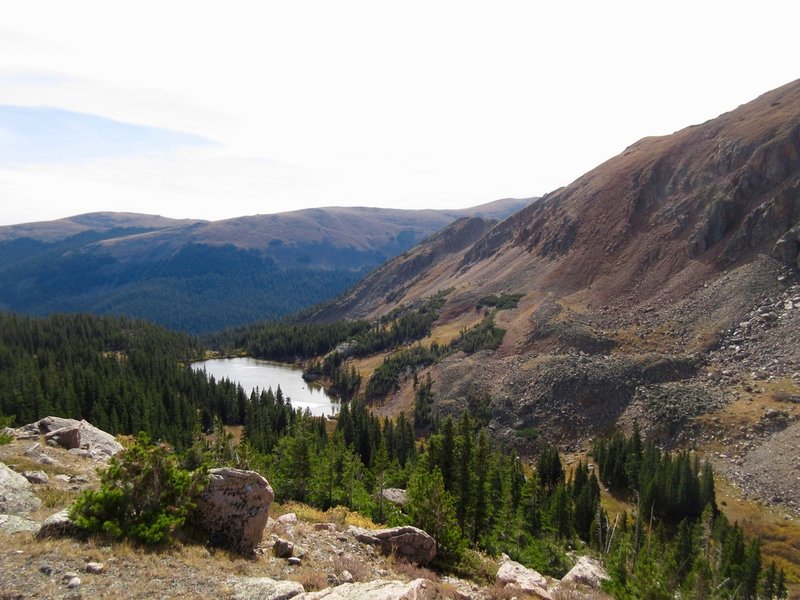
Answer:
top-left (0, 199), bottom-right (532, 333)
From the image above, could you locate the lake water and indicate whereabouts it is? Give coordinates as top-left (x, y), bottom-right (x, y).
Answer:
top-left (192, 357), bottom-right (339, 417)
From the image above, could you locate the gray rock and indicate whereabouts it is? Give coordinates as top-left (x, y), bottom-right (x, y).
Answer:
top-left (380, 488), bottom-right (408, 506)
top-left (46, 426), bottom-right (81, 450)
top-left (230, 577), bottom-right (304, 600)
top-left (349, 525), bottom-right (436, 565)
top-left (0, 513), bottom-right (41, 534)
top-left (17, 417), bottom-right (123, 458)
top-left (338, 571), bottom-right (353, 584)
top-left (561, 556), bottom-right (610, 590)
top-left (65, 577), bottom-right (81, 589)
top-left (496, 555), bottom-right (552, 599)
top-left (0, 462), bottom-right (42, 514)
top-left (36, 509), bottom-right (77, 539)
top-left (287, 556), bottom-right (302, 566)
top-left (22, 470), bottom-right (49, 485)
top-left (85, 562), bottom-right (104, 574)
top-left (298, 578), bottom-right (444, 599)
top-left (277, 512), bottom-right (298, 524)
top-left (273, 538), bottom-right (294, 558)
top-left (194, 468), bottom-right (273, 554)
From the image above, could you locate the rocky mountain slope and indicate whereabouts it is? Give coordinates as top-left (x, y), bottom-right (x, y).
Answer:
top-left (317, 80), bottom-right (800, 517)
top-left (0, 199), bottom-right (532, 334)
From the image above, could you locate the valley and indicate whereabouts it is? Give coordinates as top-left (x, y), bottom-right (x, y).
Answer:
top-left (2, 79), bottom-right (800, 598)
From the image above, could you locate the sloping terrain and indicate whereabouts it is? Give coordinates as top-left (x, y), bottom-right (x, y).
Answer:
top-left (315, 80), bottom-right (800, 516)
top-left (0, 199), bottom-right (531, 333)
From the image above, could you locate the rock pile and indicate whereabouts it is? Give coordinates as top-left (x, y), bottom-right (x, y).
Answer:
top-left (15, 416), bottom-right (123, 459)
top-left (349, 525), bottom-right (436, 565)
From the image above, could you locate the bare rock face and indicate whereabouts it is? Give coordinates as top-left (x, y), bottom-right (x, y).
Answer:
top-left (349, 526), bottom-right (436, 565)
top-left (380, 488), bottom-right (408, 506)
top-left (0, 461), bottom-right (42, 515)
top-left (194, 468), bottom-right (273, 554)
top-left (230, 577), bottom-right (305, 600)
top-left (46, 426), bottom-right (81, 449)
top-left (16, 417), bottom-right (123, 459)
top-left (0, 513), bottom-right (40, 534)
top-left (300, 578), bottom-right (445, 599)
top-left (561, 556), bottom-right (610, 590)
top-left (496, 555), bottom-right (552, 600)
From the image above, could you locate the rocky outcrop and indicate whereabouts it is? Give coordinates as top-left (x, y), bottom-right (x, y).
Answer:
top-left (0, 513), bottom-right (40, 534)
top-left (380, 488), bottom-right (408, 506)
top-left (349, 526), bottom-right (436, 565)
top-left (0, 462), bottom-right (42, 514)
top-left (561, 556), bottom-right (610, 590)
top-left (194, 468), bottom-right (273, 554)
top-left (230, 577), bottom-right (305, 600)
top-left (496, 555), bottom-right (552, 599)
top-left (300, 578), bottom-right (444, 600)
top-left (16, 417), bottom-right (123, 459)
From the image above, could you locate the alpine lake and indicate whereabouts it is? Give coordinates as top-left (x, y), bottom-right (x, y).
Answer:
top-left (192, 357), bottom-right (339, 417)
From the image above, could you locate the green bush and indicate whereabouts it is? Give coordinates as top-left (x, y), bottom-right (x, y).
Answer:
top-left (70, 433), bottom-right (206, 546)
top-left (0, 414), bottom-right (14, 445)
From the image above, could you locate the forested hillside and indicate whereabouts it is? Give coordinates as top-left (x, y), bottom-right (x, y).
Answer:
top-left (0, 200), bottom-right (531, 333)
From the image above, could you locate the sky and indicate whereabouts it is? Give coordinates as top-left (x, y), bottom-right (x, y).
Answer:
top-left (1, 1), bottom-right (798, 226)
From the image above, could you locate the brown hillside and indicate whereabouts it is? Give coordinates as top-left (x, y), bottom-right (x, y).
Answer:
top-left (323, 81), bottom-right (800, 523)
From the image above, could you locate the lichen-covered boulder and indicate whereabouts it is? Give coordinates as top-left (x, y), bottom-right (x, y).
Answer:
top-left (17, 417), bottom-right (123, 459)
top-left (0, 462), bottom-right (42, 515)
top-left (230, 577), bottom-right (304, 600)
top-left (299, 578), bottom-right (445, 599)
top-left (496, 554), bottom-right (552, 599)
top-left (194, 468), bottom-right (273, 554)
top-left (349, 525), bottom-right (436, 565)
top-left (561, 555), bottom-right (610, 590)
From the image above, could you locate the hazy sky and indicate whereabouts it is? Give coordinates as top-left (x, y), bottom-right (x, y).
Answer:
top-left (1, 1), bottom-right (798, 226)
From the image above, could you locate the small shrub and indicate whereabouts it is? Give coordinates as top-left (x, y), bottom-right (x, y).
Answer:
top-left (332, 555), bottom-right (370, 582)
top-left (290, 567), bottom-right (328, 591)
top-left (70, 433), bottom-right (206, 546)
top-left (0, 414), bottom-right (15, 445)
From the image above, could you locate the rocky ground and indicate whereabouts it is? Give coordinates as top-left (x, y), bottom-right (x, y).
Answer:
top-left (0, 426), bottom-right (611, 600)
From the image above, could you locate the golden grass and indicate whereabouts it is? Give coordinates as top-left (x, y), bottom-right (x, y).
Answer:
top-left (349, 351), bottom-right (391, 382)
top-left (273, 501), bottom-right (380, 530)
top-left (35, 486), bottom-right (79, 510)
top-left (288, 566), bottom-right (329, 591)
top-left (715, 477), bottom-right (800, 587)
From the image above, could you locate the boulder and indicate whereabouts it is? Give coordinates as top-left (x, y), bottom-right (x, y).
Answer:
top-left (194, 468), bottom-right (273, 554)
top-left (0, 513), bottom-right (41, 534)
top-left (17, 417), bottom-right (123, 459)
top-left (349, 526), bottom-right (436, 565)
top-left (22, 470), bottom-right (49, 485)
top-left (46, 426), bottom-right (82, 449)
top-left (300, 578), bottom-right (444, 599)
top-left (380, 488), bottom-right (408, 506)
top-left (496, 555), bottom-right (552, 600)
top-left (277, 512), bottom-right (298, 524)
top-left (230, 577), bottom-right (305, 600)
top-left (561, 556), bottom-right (610, 590)
top-left (0, 462), bottom-right (42, 514)
top-left (273, 538), bottom-right (294, 558)
top-left (36, 509), bottom-right (78, 539)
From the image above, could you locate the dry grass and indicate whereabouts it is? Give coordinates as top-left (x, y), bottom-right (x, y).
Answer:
top-left (332, 555), bottom-right (371, 582)
top-left (386, 555), bottom-right (440, 582)
top-left (349, 351), bottom-right (391, 382)
top-left (288, 566), bottom-right (329, 591)
top-left (273, 501), bottom-right (380, 530)
top-left (715, 478), bottom-right (800, 587)
top-left (35, 486), bottom-right (79, 509)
